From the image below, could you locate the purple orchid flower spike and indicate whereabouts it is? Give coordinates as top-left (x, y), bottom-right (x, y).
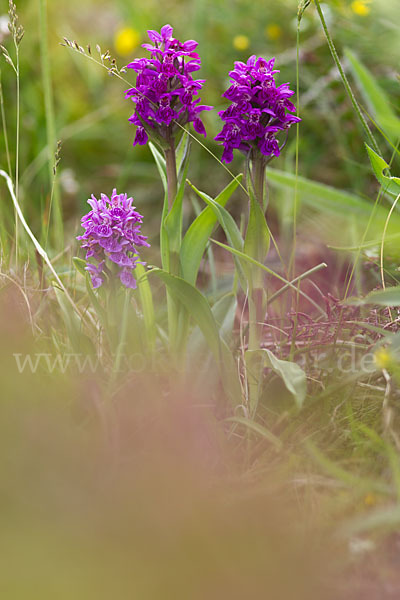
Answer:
top-left (215, 55), bottom-right (301, 164)
top-left (77, 189), bottom-right (150, 290)
top-left (126, 24), bottom-right (212, 148)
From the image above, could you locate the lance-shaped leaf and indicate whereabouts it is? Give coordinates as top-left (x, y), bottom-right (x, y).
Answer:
top-left (365, 145), bottom-right (400, 198)
top-left (187, 180), bottom-right (248, 289)
top-left (149, 269), bottom-right (242, 404)
top-left (247, 348), bottom-right (307, 409)
top-left (349, 286), bottom-right (400, 307)
top-left (181, 175), bottom-right (242, 283)
top-left (188, 292), bottom-right (237, 355)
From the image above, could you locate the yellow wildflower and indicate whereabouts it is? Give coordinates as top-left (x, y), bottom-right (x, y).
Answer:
top-left (233, 35), bottom-right (250, 51)
top-left (265, 24), bottom-right (282, 41)
top-left (364, 492), bottom-right (377, 507)
top-left (351, 1), bottom-right (371, 16)
top-left (114, 27), bottom-right (140, 56)
top-left (374, 347), bottom-right (392, 370)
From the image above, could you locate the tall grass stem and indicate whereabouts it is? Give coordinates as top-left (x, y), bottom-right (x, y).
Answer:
top-left (0, 68), bottom-right (12, 176)
top-left (14, 44), bottom-right (20, 262)
top-left (314, 0), bottom-right (381, 156)
top-left (39, 0), bottom-right (63, 246)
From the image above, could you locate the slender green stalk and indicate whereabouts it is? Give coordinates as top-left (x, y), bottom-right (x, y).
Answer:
top-left (44, 140), bottom-right (61, 251)
top-left (164, 134), bottom-right (180, 356)
top-left (246, 291), bottom-right (261, 416)
top-left (0, 68), bottom-right (12, 176)
top-left (252, 157), bottom-right (266, 211)
top-left (39, 0), bottom-right (63, 246)
top-left (165, 138), bottom-right (177, 210)
top-left (248, 159), bottom-right (267, 352)
top-left (288, 11), bottom-right (302, 356)
top-left (7, 1), bottom-right (25, 262)
top-left (313, 0), bottom-right (381, 156)
top-left (247, 157), bottom-right (268, 415)
top-left (14, 42), bottom-right (20, 263)
top-left (44, 172), bottom-right (56, 251)
top-left (14, 44), bottom-right (20, 203)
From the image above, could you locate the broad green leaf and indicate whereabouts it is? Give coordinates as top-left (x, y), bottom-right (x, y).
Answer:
top-left (188, 181), bottom-right (244, 250)
top-left (189, 292), bottom-right (237, 354)
top-left (149, 269), bottom-right (241, 404)
top-left (150, 268), bottom-right (221, 358)
top-left (72, 256), bottom-right (87, 277)
top-left (345, 48), bottom-right (400, 142)
top-left (181, 175), bottom-right (243, 283)
top-left (215, 293), bottom-right (237, 343)
top-left (187, 180), bottom-right (248, 288)
top-left (259, 348), bottom-right (307, 409)
top-left (365, 144), bottom-right (400, 197)
top-left (187, 293), bottom-right (237, 397)
top-left (354, 286), bottom-right (400, 307)
top-left (226, 416), bottom-right (282, 450)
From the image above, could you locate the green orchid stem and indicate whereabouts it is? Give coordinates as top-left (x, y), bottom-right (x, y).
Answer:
top-left (247, 157), bottom-right (268, 415)
top-left (251, 156), bottom-right (267, 211)
top-left (164, 135), bottom-right (181, 360)
top-left (247, 292), bottom-right (262, 416)
top-left (165, 134), bottom-right (177, 210)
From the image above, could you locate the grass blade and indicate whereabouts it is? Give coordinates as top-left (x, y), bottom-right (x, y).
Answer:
top-left (39, 0), bottom-right (63, 247)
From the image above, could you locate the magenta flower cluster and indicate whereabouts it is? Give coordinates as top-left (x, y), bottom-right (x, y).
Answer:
top-left (77, 189), bottom-right (150, 289)
top-left (215, 56), bottom-right (301, 163)
top-left (125, 24), bottom-right (212, 146)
